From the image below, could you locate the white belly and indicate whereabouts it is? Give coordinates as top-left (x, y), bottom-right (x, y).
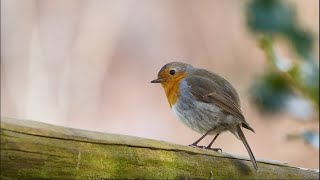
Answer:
top-left (171, 101), bottom-right (224, 134)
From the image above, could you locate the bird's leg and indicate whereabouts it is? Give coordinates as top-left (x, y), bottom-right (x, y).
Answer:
top-left (189, 128), bottom-right (215, 148)
top-left (205, 133), bottom-right (222, 152)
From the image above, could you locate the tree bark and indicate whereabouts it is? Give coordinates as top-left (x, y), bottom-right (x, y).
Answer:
top-left (1, 117), bottom-right (319, 179)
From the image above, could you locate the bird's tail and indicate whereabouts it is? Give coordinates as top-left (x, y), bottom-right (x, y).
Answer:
top-left (237, 125), bottom-right (258, 171)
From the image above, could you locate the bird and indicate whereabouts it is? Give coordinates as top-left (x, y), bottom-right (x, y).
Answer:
top-left (151, 62), bottom-right (258, 171)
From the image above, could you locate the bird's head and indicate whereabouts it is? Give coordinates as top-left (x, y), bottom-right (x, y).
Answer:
top-left (151, 62), bottom-right (192, 85)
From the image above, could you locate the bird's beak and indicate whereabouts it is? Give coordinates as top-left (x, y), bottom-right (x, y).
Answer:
top-left (150, 78), bottom-right (164, 83)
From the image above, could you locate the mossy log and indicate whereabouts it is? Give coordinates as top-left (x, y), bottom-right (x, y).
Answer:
top-left (1, 117), bottom-right (319, 179)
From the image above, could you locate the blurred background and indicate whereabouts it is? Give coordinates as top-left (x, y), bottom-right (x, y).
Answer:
top-left (1, 0), bottom-right (319, 169)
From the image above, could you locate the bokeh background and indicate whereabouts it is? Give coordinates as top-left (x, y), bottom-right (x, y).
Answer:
top-left (1, 0), bottom-right (319, 169)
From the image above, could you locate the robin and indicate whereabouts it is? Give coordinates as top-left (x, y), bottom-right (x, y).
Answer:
top-left (151, 62), bottom-right (258, 171)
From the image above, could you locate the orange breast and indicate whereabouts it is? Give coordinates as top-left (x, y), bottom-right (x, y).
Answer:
top-left (161, 74), bottom-right (187, 108)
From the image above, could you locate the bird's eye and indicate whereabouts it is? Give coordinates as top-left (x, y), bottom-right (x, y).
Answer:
top-left (169, 69), bottom-right (176, 75)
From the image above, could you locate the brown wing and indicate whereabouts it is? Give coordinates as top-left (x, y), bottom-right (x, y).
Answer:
top-left (192, 69), bottom-right (241, 105)
top-left (186, 75), bottom-right (254, 132)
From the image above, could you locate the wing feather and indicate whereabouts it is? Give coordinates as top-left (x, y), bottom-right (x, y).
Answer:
top-left (186, 75), bottom-right (254, 132)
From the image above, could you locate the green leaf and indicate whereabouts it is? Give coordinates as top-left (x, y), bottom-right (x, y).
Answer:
top-left (302, 131), bottom-right (319, 149)
top-left (250, 71), bottom-right (293, 113)
top-left (286, 28), bottom-right (314, 59)
top-left (246, 0), bottom-right (295, 34)
top-left (298, 61), bottom-right (319, 104)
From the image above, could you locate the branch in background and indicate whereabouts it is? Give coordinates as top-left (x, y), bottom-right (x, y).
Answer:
top-left (246, 0), bottom-right (319, 116)
top-left (246, 0), bottom-right (319, 149)
top-left (287, 131), bottom-right (320, 149)
top-left (259, 37), bottom-right (319, 111)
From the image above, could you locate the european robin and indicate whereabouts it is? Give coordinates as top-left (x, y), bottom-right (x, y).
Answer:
top-left (151, 62), bottom-right (258, 171)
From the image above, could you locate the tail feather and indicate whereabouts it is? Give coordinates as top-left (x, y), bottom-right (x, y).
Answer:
top-left (242, 123), bottom-right (255, 133)
top-left (237, 126), bottom-right (258, 171)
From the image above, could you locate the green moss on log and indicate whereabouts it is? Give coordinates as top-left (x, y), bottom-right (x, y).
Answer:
top-left (1, 117), bottom-right (319, 179)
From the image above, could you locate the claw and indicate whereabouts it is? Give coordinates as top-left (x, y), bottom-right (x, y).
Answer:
top-left (188, 144), bottom-right (196, 148)
top-left (188, 144), bottom-right (206, 149)
top-left (188, 143), bottom-right (222, 153)
top-left (205, 147), bottom-right (222, 153)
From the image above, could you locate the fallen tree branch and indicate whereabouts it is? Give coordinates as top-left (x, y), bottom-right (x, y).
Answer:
top-left (1, 117), bottom-right (319, 179)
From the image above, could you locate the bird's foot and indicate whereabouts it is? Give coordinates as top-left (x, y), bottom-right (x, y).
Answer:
top-left (188, 144), bottom-right (206, 149)
top-left (188, 144), bottom-right (222, 152)
top-left (204, 147), bottom-right (222, 153)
